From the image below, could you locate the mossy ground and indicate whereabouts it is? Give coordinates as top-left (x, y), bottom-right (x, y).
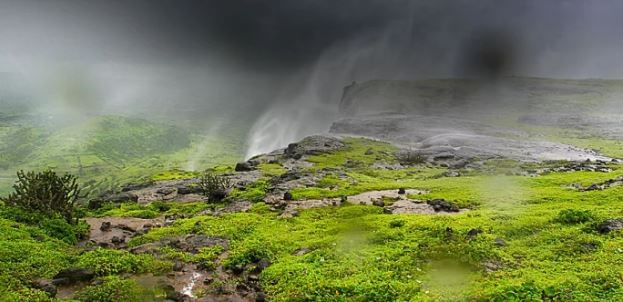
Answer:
top-left (1, 135), bottom-right (623, 300)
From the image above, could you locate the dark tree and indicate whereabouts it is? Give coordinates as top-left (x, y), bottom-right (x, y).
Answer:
top-left (1, 170), bottom-right (81, 224)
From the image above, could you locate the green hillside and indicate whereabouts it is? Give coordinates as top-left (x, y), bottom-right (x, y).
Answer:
top-left (0, 114), bottom-right (247, 196)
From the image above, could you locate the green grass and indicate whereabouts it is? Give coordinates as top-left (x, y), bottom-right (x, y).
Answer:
top-left (307, 137), bottom-right (398, 170)
top-left (3, 78), bottom-right (623, 300)
top-left (151, 169), bottom-right (200, 181)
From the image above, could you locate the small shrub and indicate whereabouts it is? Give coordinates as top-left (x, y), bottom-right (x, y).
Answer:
top-left (149, 201), bottom-right (171, 212)
top-left (194, 245), bottom-right (225, 270)
top-left (224, 240), bottom-right (271, 269)
top-left (199, 171), bottom-right (231, 202)
top-left (556, 209), bottom-right (595, 224)
top-left (78, 248), bottom-right (170, 276)
top-left (1, 170), bottom-right (81, 224)
top-left (39, 218), bottom-right (89, 244)
top-left (125, 209), bottom-right (159, 219)
top-left (389, 219), bottom-right (405, 228)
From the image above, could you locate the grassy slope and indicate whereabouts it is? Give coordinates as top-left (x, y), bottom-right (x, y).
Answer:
top-left (0, 114), bottom-right (246, 196)
top-left (57, 138), bottom-right (621, 302)
top-left (1, 138), bottom-right (622, 301)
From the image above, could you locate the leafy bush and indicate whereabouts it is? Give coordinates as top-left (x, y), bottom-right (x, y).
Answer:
top-left (194, 246), bottom-right (225, 270)
top-left (224, 239), bottom-right (272, 269)
top-left (149, 201), bottom-right (171, 212)
top-left (0, 206), bottom-right (88, 244)
top-left (124, 209), bottom-right (159, 219)
top-left (199, 171), bottom-right (231, 202)
top-left (39, 218), bottom-right (89, 244)
top-left (75, 276), bottom-right (145, 302)
top-left (389, 219), bottom-right (405, 228)
top-left (556, 209), bottom-right (595, 224)
top-left (1, 170), bottom-right (80, 224)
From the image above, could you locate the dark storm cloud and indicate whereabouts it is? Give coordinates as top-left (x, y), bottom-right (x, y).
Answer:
top-left (3, 0), bottom-right (623, 77)
top-left (0, 0), bottom-right (406, 70)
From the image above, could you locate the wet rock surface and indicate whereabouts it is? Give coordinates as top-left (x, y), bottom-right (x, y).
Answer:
top-left (284, 135), bottom-right (346, 159)
top-left (384, 198), bottom-right (464, 215)
top-left (82, 217), bottom-right (164, 249)
top-left (91, 178), bottom-right (206, 207)
top-left (597, 219), bottom-right (623, 234)
top-left (31, 279), bottom-right (57, 297)
top-left (52, 269), bottom-right (95, 286)
top-left (330, 113), bottom-right (610, 163)
top-left (576, 175), bottom-right (623, 192)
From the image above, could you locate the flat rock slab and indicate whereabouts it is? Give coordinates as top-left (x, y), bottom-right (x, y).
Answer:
top-left (383, 200), bottom-right (437, 214)
top-left (383, 199), bottom-right (467, 215)
top-left (346, 189), bottom-right (425, 205)
top-left (277, 189), bottom-right (467, 217)
top-left (83, 217), bottom-right (163, 247)
top-left (331, 113), bottom-right (610, 162)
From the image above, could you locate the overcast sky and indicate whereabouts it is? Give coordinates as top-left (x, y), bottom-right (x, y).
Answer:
top-left (2, 0), bottom-right (623, 155)
top-left (1, 0), bottom-right (622, 77)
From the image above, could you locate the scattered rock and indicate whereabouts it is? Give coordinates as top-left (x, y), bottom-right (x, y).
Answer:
top-left (283, 191), bottom-right (293, 201)
top-left (252, 258), bottom-right (271, 274)
top-left (597, 219), bottom-right (623, 234)
top-left (427, 199), bottom-right (460, 212)
top-left (121, 183), bottom-right (153, 192)
top-left (372, 199), bottom-right (385, 207)
top-left (99, 221), bottom-right (111, 232)
top-left (397, 188), bottom-right (406, 195)
top-left (52, 269), bottom-right (95, 286)
top-left (31, 279), bottom-right (56, 297)
top-left (173, 261), bottom-right (184, 272)
top-left (103, 192), bottom-right (139, 203)
top-left (232, 265), bottom-right (245, 275)
top-left (88, 192), bottom-right (139, 209)
top-left (284, 136), bottom-right (346, 159)
top-left (236, 283), bottom-right (250, 294)
top-left (256, 292), bottom-right (267, 302)
top-left (203, 277), bottom-right (214, 285)
top-left (494, 238), bottom-right (507, 247)
top-left (130, 242), bottom-right (161, 254)
top-left (294, 247), bottom-right (311, 256)
top-left (483, 260), bottom-right (504, 273)
top-left (163, 284), bottom-right (189, 302)
top-left (384, 200), bottom-right (436, 214)
top-left (156, 187), bottom-right (177, 195)
top-left (111, 236), bottom-right (125, 245)
top-left (168, 235), bottom-right (229, 254)
top-left (247, 274), bottom-right (260, 282)
top-left (466, 228), bottom-right (483, 240)
top-left (176, 185), bottom-right (202, 195)
top-left (579, 176), bottom-right (623, 192)
top-left (116, 223), bottom-right (137, 232)
top-left (443, 170), bottom-right (461, 177)
top-left (235, 161), bottom-right (256, 172)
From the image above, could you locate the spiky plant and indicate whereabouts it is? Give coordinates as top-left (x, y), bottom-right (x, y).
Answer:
top-left (1, 170), bottom-right (81, 224)
top-left (199, 171), bottom-right (231, 202)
